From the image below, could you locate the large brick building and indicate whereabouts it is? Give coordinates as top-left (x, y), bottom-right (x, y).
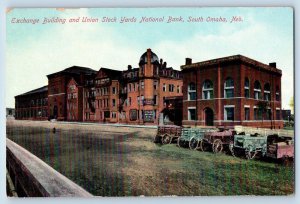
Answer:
top-left (15, 49), bottom-right (183, 125)
top-left (181, 55), bottom-right (283, 129)
top-left (47, 66), bottom-right (98, 121)
top-left (15, 86), bottom-right (48, 120)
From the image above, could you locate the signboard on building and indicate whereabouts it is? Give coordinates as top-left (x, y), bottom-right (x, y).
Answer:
top-left (143, 98), bottom-right (154, 106)
top-left (144, 110), bottom-right (154, 122)
top-left (129, 109), bottom-right (138, 121)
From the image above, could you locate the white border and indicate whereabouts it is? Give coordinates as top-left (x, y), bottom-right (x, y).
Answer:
top-left (1, 1), bottom-right (298, 204)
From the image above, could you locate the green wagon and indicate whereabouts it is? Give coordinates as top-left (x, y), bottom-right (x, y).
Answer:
top-left (230, 133), bottom-right (267, 159)
top-left (186, 128), bottom-right (217, 150)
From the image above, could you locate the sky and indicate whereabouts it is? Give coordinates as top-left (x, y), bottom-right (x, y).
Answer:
top-left (6, 7), bottom-right (294, 109)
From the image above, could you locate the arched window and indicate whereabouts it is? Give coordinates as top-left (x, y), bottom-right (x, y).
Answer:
top-left (244, 78), bottom-right (250, 98)
top-left (276, 86), bottom-right (280, 101)
top-left (264, 83), bottom-right (271, 101)
top-left (202, 80), bottom-right (214, 99)
top-left (224, 78), bottom-right (234, 98)
top-left (254, 81), bottom-right (261, 100)
top-left (188, 83), bottom-right (196, 101)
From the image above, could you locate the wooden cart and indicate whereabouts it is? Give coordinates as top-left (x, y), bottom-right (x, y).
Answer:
top-left (201, 129), bottom-right (237, 153)
top-left (153, 125), bottom-right (182, 144)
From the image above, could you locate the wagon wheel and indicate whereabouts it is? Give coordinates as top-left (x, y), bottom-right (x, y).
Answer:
top-left (229, 141), bottom-right (236, 157)
top-left (189, 136), bottom-right (199, 150)
top-left (245, 145), bottom-right (257, 160)
top-left (162, 134), bottom-right (172, 145)
top-left (199, 140), bottom-right (209, 152)
top-left (177, 137), bottom-right (183, 147)
top-left (282, 156), bottom-right (292, 166)
top-left (153, 135), bottom-right (162, 143)
top-left (212, 139), bottom-right (223, 153)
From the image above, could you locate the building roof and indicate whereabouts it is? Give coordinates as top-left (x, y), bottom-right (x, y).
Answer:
top-left (47, 66), bottom-right (97, 78)
top-left (139, 49), bottom-right (159, 65)
top-left (15, 85), bottom-right (48, 97)
top-left (96, 67), bottom-right (122, 80)
top-left (180, 54), bottom-right (282, 75)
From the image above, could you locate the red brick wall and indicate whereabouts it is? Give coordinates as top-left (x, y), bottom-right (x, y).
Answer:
top-left (48, 75), bottom-right (71, 120)
top-left (182, 60), bottom-right (283, 129)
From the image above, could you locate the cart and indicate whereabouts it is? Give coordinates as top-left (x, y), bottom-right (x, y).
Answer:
top-left (153, 125), bottom-right (182, 144)
top-left (266, 134), bottom-right (294, 164)
top-left (230, 133), bottom-right (267, 159)
top-left (188, 128), bottom-right (217, 150)
top-left (201, 129), bottom-right (237, 153)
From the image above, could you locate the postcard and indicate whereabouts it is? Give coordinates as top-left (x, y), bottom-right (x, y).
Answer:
top-left (6, 7), bottom-right (294, 197)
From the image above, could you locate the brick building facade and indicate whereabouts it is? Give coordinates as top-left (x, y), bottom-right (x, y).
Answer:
top-left (47, 66), bottom-right (97, 121)
top-left (15, 86), bottom-right (48, 120)
top-left (181, 55), bottom-right (283, 129)
top-left (15, 49), bottom-right (183, 125)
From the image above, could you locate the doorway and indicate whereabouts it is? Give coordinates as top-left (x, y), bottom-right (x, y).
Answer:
top-left (204, 107), bottom-right (214, 126)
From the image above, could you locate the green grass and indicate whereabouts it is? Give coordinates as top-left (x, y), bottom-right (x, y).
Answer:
top-left (6, 124), bottom-right (294, 196)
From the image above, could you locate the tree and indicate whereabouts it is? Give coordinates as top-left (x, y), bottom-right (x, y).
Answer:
top-left (257, 101), bottom-right (269, 124)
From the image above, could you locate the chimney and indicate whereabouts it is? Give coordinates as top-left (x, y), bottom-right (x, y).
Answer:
top-left (163, 62), bottom-right (167, 68)
top-left (269, 62), bottom-right (276, 68)
top-left (185, 58), bottom-right (192, 65)
top-left (128, 65), bottom-right (132, 70)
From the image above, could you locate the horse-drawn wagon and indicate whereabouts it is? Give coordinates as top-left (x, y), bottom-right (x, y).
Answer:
top-left (230, 133), bottom-right (267, 159)
top-left (153, 125), bottom-right (182, 144)
top-left (266, 134), bottom-right (294, 163)
top-left (200, 129), bottom-right (237, 153)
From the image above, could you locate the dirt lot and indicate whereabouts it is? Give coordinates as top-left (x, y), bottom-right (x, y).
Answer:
top-left (6, 120), bottom-right (294, 196)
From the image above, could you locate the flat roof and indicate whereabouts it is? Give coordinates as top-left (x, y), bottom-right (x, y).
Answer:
top-left (181, 54), bottom-right (282, 75)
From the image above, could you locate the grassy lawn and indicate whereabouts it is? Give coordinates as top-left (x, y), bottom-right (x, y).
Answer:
top-left (6, 121), bottom-right (294, 196)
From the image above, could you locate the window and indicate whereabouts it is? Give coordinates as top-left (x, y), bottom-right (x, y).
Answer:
top-left (188, 83), bottom-right (196, 100)
top-left (128, 84), bottom-right (131, 92)
top-left (224, 106), bottom-right (234, 121)
top-left (112, 99), bottom-right (116, 107)
top-left (177, 85), bottom-right (180, 93)
top-left (111, 112), bottom-right (117, 118)
top-left (137, 96), bottom-right (140, 105)
top-left (104, 111), bottom-right (110, 118)
top-left (244, 107), bottom-right (250, 120)
top-left (254, 107), bottom-right (262, 120)
top-left (264, 83), bottom-right (271, 101)
top-left (112, 87), bottom-right (116, 94)
top-left (188, 108), bottom-right (196, 121)
top-left (141, 95), bottom-right (144, 105)
top-left (202, 80), bottom-right (214, 99)
top-left (154, 95), bottom-right (157, 105)
top-left (224, 78), bottom-right (234, 98)
top-left (141, 81), bottom-right (144, 89)
top-left (276, 86), bottom-right (280, 101)
top-left (254, 81), bottom-right (262, 100)
top-left (276, 109), bottom-right (281, 120)
top-left (244, 78), bottom-right (250, 98)
top-left (169, 84), bottom-right (175, 92)
top-left (163, 83), bottom-right (166, 92)
top-left (154, 81), bottom-right (158, 90)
